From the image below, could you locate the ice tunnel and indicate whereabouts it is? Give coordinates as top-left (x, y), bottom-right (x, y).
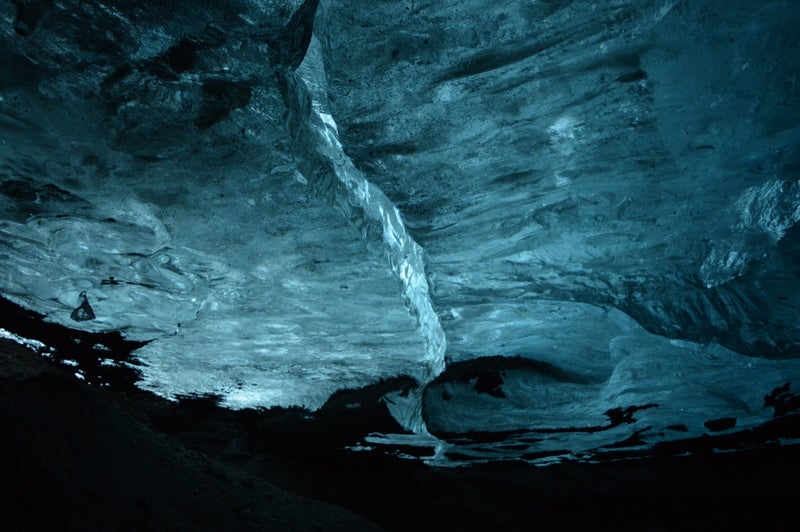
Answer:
top-left (1, 0), bottom-right (799, 464)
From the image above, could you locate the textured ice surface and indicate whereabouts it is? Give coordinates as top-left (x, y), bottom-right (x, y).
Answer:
top-left (286, 26), bottom-right (445, 427)
top-left (0, 0), bottom-right (428, 410)
top-left (1, 0), bottom-right (799, 461)
top-left (317, 0), bottom-right (800, 357)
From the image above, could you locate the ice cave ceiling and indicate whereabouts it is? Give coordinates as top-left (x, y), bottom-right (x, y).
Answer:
top-left (1, 0), bottom-right (799, 461)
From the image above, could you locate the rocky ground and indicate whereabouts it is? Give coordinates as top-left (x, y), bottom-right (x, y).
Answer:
top-left (1, 308), bottom-right (799, 530)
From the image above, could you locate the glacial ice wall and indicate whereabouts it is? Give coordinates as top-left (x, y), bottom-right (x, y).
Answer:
top-left (0, 0), bottom-right (432, 409)
top-left (316, 0), bottom-right (800, 358)
top-left (1, 0), bottom-right (799, 462)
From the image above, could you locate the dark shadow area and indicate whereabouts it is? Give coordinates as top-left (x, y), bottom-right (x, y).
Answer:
top-left (0, 294), bottom-right (146, 388)
top-left (0, 339), bottom-right (379, 531)
top-left (2, 322), bottom-right (800, 530)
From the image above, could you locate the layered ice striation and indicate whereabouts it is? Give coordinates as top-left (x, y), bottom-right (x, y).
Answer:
top-left (1, 0), bottom-right (800, 462)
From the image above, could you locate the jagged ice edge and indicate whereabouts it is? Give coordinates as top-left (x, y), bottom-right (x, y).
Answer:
top-left (286, 29), bottom-right (446, 433)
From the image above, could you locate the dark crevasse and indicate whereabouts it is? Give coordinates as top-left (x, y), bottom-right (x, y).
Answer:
top-left (1, 0), bottom-right (800, 464)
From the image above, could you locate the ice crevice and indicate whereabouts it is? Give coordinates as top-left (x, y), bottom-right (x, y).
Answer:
top-left (284, 1), bottom-right (446, 434)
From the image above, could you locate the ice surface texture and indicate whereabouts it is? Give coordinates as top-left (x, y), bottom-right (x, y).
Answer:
top-left (1, 0), bottom-right (799, 461)
top-left (0, 0), bottom-right (428, 410)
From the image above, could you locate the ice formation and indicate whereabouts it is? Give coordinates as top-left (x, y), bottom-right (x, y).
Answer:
top-left (1, 0), bottom-right (799, 463)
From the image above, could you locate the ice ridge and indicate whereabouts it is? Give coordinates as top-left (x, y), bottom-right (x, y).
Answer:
top-left (284, 1), bottom-right (446, 433)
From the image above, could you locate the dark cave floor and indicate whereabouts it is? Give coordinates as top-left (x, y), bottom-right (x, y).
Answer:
top-left (2, 329), bottom-right (800, 530)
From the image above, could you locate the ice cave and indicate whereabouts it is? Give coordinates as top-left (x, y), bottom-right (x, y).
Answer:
top-left (1, 0), bottom-right (799, 526)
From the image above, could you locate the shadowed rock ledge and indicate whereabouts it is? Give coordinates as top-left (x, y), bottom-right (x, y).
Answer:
top-left (0, 337), bottom-right (381, 531)
top-left (2, 335), bottom-right (800, 530)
